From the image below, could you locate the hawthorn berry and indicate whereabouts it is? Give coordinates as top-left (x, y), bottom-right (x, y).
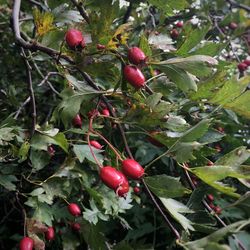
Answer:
top-left (170, 29), bottom-right (179, 39)
top-left (176, 21), bottom-right (183, 28)
top-left (128, 47), bottom-right (146, 65)
top-left (90, 140), bottom-right (103, 150)
top-left (134, 186), bottom-right (140, 194)
top-left (97, 44), bottom-right (106, 50)
top-left (238, 62), bottom-right (248, 72)
top-left (116, 173), bottom-right (130, 197)
top-left (65, 29), bottom-right (85, 49)
top-left (71, 222), bottom-right (81, 231)
top-left (214, 206), bottom-right (222, 214)
top-left (207, 194), bottom-right (214, 202)
top-left (47, 145), bottom-right (55, 157)
top-left (19, 237), bottom-right (33, 250)
top-left (122, 159), bottom-right (144, 179)
top-left (243, 59), bottom-right (250, 66)
top-left (68, 203), bottom-right (81, 217)
top-left (101, 108), bottom-right (110, 116)
top-left (229, 22), bottom-right (238, 30)
top-left (123, 65), bottom-right (145, 89)
top-left (209, 203), bottom-right (215, 210)
top-left (207, 161), bottom-right (214, 166)
top-left (45, 227), bottom-right (55, 241)
top-left (72, 114), bottom-right (82, 128)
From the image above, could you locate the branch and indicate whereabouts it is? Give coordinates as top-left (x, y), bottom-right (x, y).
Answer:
top-left (14, 96), bottom-right (31, 119)
top-left (70, 0), bottom-right (90, 24)
top-left (123, 1), bottom-right (133, 23)
top-left (225, 0), bottom-right (250, 12)
top-left (21, 49), bottom-right (36, 136)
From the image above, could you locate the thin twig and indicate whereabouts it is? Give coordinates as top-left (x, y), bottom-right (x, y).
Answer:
top-left (225, 0), bottom-right (250, 12)
top-left (21, 49), bottom-right (36, 136)
top-left (70, 0), bottom-right (90, 24)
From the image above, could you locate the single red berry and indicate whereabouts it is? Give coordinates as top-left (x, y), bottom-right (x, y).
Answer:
top-left (229, 22), bottom-right (238, 30)
top-left (72, 114), bottom-right (82, 128)
top-left (214, 206), bottom-right (222, 214)
top-left (97, 44), bottom-right (106, 50)
top-left (100, 166), bottom-right (124, 190)
top-left (207, 161), bottom-right (214, 166)
top-left (207, 194), bottom-right (214, 202)
top-left (71, 222), bottom-right (81, 231)
top-left (123, 65), bottom-right (145, 89)
top-left (101, 108), bottom-right (110, 116)
top-left (209, 203), bottom-right (215, 210)
top-left (217, 127), bottom-right (224, 133)
top-left (243, 59), bottom-right (250, 66)
top-left (238, 62), bottom-right (248, 72)
top-left (122, 159), bottom-right (144, 179)
top-left (153, 69), bottom-right (161, 76)
top-left (20, 237), bottom-right (33, 250)
top-left (148, 131), bottom-right (164, 147)
top-left (65, 29), bottom-right (85, 49)
top-left (45, 227), bottom-right (55, 241)
top-left (176, 21), bottom-right (183, 28)
top-left (116, 173), bottom-right (130, 197)
top-left (47, 145), bottom-right (55, 157)
top-left (133, 186), bottom-right (140, 194)
top-left (90, 140), bottom-right (103, 150)
top-left (128, 47), bottom-right (146, 65)
top-left (170, 29), bottom-right (179, 39)
top-left (68, 203), bottom-right (81, 217)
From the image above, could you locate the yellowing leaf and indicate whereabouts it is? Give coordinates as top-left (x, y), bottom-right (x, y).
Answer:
top-left (107, 23), bottom-right (131, 49)
top-left (33, 8), bottom-right (54, 36)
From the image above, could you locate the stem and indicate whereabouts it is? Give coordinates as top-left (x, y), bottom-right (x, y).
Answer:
top-left (70, 0), bottom-right (90, 24)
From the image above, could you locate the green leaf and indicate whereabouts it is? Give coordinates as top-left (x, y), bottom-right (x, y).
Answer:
top-left (139, 34), bottom-right (152, 57)
top-left (182, 220), bottom-right (250, 250)
top-left (18, 141), bottom-right (30, 162)
top-left (160, 198), bottom-right (194, 232)
top-left (144, 175), bottom-right (191, 198)
top-left (145, 93), bottom-right (162, 109)
top-left (156, 64), bottom-right (197, 93)
top-left (73, 144), bottom-right (104, 165)
top-left (0, 174), bottom-right (17, 191)
top-left (0, 127), bottom-right (15, 144)
top-left (33, 202), bottom-right (54, 226)
top-left (30, 149), bottom-right (50, 172)
top-left (177, 25), bottom-right (210, 55)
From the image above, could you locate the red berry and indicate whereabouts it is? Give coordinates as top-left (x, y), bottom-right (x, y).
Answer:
top-left (133, 186), bottom-right (140, 194)
top-left (20, 237), bottom-right (33, 250)
top-left (45, 227), bottom-right (55, 241)
top-left (217, 127), bottom-right (224, 133)
top-left (148, 131), bottom-right (164, 147)
top-left (214, 206), bottom-right (222, 214)
top-left (97, 44), bottom-right (106, 50)
top-left (116, 173), bottom-right (130, 197)
top-left (101, 108), bottom-right (110, 116)
top-left (207, 194), bottom-right (214, 202)
top-left (122, 159), bottom-right (144, 179)
top-left (238, 63), bottom-right (248, 72)
top-left (243, 59), bottom-right (250, 66)
top-left (123, 65), bottom-right (145, 89)
top-left (72, 114), bottom-right (82, 128)
top-left (68, 203), bottom-right (81, 217)
top-left (170, 29), bottom-right (179, 39)
top-left (90, 140), bottom-right (102, 150)
top-left (229, 22), bottom-right (238, 30)
top-left (128, 47), bottom-right (146, 65)
top-left (153, 69), bottom-right (161, 76)
top-left (207, 161), bottom-right (214, 166)
top-left (65, 29), bottom-right (85, 49)
top-left (209, 203), bottom-right (215, 210)
top-left (71, 222), bottom-right (81, 231)
top-left (100, 166), bottom-right (124, 190)
top-left (176, 21), bottom-right (183, 28)
top-left (47, 145), bottom-right (55, 157)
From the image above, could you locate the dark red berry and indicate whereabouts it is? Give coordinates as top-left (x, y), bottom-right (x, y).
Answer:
top-left (209, 203), bottom-right (215, 210)
top-left (243, 59), bottom-right (250, 66)
top-left (128, 47), bottom-right (146, 65)
top-left (214, 206), bottom-right (222, 214)
top-left (71, 222), bottom-right (81, 231)
top-left (238, 63), bottom-right (248, 72)
top-left (72, 114), bottom-right (82, 128)
top-left (101, 108), bottom-right (110, 116)
top-left (176, 21), bottom-right (183, 28)
top-left (90, 140), bottom-right (102, 150)
top-left (122, 159), bottom-right (144, 179)
top-left (20, 237), bottom-right (33, 250)
top-left (65, 29), bottom-right (85, 49)
top-left (100, 166), bottom-right (124, 190)
top-left (229, 22), bottom-right (238, 30)
top-left (207, 194), bottom-right (214, 202)
top-left (47, 145), bottom-right (55, 157)
top-left (97, 44), bottom-right (106, 50)
top-left (207, 161), bottom-right (214, 166)
top-left (170, 29), bottom-right (179, 39)
top-left (68, 203), bottom-right (81, 217)
top-left (133, 186), bottom-right (140, 194)
top-left (116, 173), bottom-right (130, 197)
top-left (123, 65), bottom-right (145, 89)
top-left (45, 227), bottom-right (55, 241)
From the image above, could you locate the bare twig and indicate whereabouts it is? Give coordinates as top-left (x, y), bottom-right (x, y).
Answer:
top-left (21, 49), bottom-right (36, 136)
top-left (70, 0), bottom-right (90, 24)
top-left (225, 0), bottom-right (250, 12)
top-left (123, 1), bottom-right (133, 23)
top-left (14, 96), bottom-right (31, 119)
